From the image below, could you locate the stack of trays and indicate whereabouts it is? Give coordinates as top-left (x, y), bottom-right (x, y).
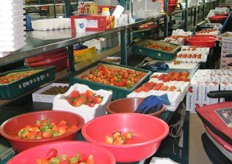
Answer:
top-left (0, 0), bottom-right (26, 57)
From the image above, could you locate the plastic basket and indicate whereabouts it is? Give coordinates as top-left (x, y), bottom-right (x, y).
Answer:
top-left (0, 67), bottom-right (55, 99)
top-left (69, 61), bottom-right (152, 100)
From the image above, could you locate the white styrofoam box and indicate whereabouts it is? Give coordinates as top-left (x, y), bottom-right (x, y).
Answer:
top-left (0, 15), bottom-right (25, 24)
top-left (102, 56), bottom-right (121, 64)
top-left (32, 83), bottom-right (69, 103)
top-left (0, 40), bottom-right (26, 52)
top-left (164, 37), bottom-right (185, 45)
top-left (149, 72), bottom-right (191, 93)
top-left (31, 30), bottom-right (72, 40)
top-left (0, 24), bottom-right (25, 34)
top-left (0, 3), bottom-right (24, 11)
top-left (0, 0), bottom-right (22, 4)
top-left (127, 90), bottom-right (181, 112)
top-left (171, 29), bottom-right (193, 36)
top-left (32, 18), bottom-right (71, 31)
top-left (83, 38), bottom-right (107, 50)
top-left (186, 69), bottom-right (232, 112)
top-left (0, 20), bottom-right (25, 29)
top-left (127, 71), bottom-right (191, 111)
top-left (0, 32), bottom-right (26, 42)
top-left (218, 32), bottom-right (232, 69)
top-left (53, 83), bottom-right (113, 123)
top-left (0, 9), bottom-right (24, 17)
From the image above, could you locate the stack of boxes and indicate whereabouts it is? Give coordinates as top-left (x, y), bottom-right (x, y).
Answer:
top-left (219, 32), bottom-right (232, 69)
top-left (186, 69), bottom-right (232, 112)
top-left (0, 0), bottom-right (26, 58)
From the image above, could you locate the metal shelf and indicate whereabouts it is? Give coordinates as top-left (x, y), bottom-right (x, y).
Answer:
top-left (0, 16), bottom-right (165, 67)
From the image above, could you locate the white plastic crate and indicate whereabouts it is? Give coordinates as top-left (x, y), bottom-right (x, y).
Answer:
top-left (53, 83), bottom-right (113, 123)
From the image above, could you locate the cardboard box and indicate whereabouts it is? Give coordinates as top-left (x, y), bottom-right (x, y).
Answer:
top-left (73, 47), bottom-right (97, 63)
top-left (32, 83), bottom-right (69, 103)
top-left (70, 15), bottom-right (115, 31)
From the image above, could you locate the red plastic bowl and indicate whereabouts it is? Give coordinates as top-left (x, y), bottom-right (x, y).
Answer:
top-left (0, 110), bottom-right (84, 152)
top-left (187, 36), bottom-right (216, 48)
top-left (208, 15), bottom-right (227, 24)
top-left (106, 97), bottom-right (166, 117)
top-left (82, 113), bottom-right (169, 162)
top-left (27, 53), bottom-right (67, 72)
top-left (7, 141), bottom-right (116, 164)
top-left (26, 48), bottom-right (67, 63)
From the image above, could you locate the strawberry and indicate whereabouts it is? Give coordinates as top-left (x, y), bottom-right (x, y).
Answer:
top-left (113, 131), bottom-right (121, 138)
top-left (93, 96), bottom-right (103, 104)
top-left (113, 136), bottom-right (125, 145)
top-left (73, 97), bottom-right (87, 107)
top-left (86, 89), bottom-right (94, 96)
top-left (69, 90), bottom-right (79, 98)
top-left (124, 131), bottom-right (134, 140)
top-left (86, 155), bottom-right (94, 164)
top-left (105, 135), bottom-right (114, 144)
top-left (76, 153), bottom-right (87, 162)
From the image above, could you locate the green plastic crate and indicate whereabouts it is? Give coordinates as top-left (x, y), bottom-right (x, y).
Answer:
top-left (131, 40), bottom-right (181, 61)
top-left (0, 67), bottom-right (55, 99)
top-left (69, 61), bottom-right (152, 100)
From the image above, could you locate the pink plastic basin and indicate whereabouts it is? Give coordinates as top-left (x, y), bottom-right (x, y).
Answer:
top-left (82, 113), bottom-right (169, 162)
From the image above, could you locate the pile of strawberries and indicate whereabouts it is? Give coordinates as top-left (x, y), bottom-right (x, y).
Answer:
top-left (65, 89), bottom-right (103, 107)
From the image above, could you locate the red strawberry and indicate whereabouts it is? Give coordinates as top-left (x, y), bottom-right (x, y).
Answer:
top-left (69, 90), bottom-right (79, 98)
top-left (93, 96), bottom-right (103, 104)
top-left (73, 97), bottom-right (87, 107)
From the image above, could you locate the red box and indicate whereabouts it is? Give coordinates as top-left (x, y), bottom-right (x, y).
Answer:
top-left (70, 15), bottom-right (115, 31)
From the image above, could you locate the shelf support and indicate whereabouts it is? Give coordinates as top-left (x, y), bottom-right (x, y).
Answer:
top-left (163, 0), bottom-right (168, 37)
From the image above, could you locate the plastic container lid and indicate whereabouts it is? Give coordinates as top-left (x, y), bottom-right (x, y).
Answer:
top-left (102, 8), bottom-right (110, 12)
top-left (102, 8), bottom-right (110, 16)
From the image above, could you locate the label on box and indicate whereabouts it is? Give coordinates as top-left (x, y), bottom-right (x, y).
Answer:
top-left (86, 19), bottom-right (98, 28)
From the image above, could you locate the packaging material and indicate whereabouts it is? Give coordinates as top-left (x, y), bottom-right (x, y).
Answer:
top-left (53, 83), bottom-right (113, 123)
top-left (171, 29), bottom-right (193, 36)
top-left (31, 29), bottom-right (71, 40)
top-left (73, 47), bottom-right (97, 63)
top-left (32, 83), bottom-right (69, 103)
top-left (32, 18), bottom-right (71, 31)
top-left (0, 0), bottom-right (25, 56)
top-left (83, 38), bottom-right (107, 50)
top-left (218, 32), bottom-right (232, 69)
top-left (70, 15), bottom-right (115, 31)
top-left (186, 69), bottom-right (232, 113)
top-left (102, 56), bottom-right (121, 64)
top-left (127, 72), bottom-right (190, 111)
top-left (176, 46), bottom-right (210, 63)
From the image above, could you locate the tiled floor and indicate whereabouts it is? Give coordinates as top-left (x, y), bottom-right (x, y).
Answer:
top-left (189, 113), bottom-right (212, 164)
